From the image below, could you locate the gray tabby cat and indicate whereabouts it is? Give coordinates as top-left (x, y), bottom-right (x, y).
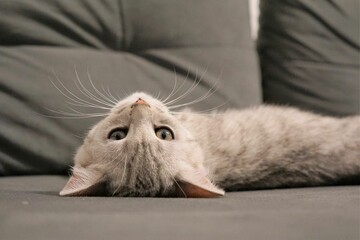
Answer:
top-left (60, 92), bottom-right (360, 198)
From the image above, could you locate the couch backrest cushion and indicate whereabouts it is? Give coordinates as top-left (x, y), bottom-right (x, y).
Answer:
top-left (258, 0), bottom-right (359, 116)
top-left (0, 0), bottom-right (261, 175)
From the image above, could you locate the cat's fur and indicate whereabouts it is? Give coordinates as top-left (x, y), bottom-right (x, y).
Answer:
top-left (60, 92), bottom-right (360, 198)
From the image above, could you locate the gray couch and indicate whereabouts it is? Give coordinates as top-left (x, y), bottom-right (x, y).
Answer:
top-left (0, 1), bottom-right (359, 239)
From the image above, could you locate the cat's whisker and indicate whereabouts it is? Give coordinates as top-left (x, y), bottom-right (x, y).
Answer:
top-left (169, 65), bottom-right (210, 107)
top-left (173, 178), bottom-right (187, 198)
top-left (112, 158), bottom-right (128, 196)
top-left (159, 156), bottom-right (187, 198)
top-left (164, 67), bottom-right (203, 106)
top-left (155, 90), bottom-right (162, 101)
top-left (73, 75), bottom-right (111, 109)
top-left (170, 104), bottom-right (228, 116)
top-left (164, 75), bottom-right (199, 106)
top-left (102, 84), bottom-right (120, 104)
top-left (162, 67), bottom-right (179, 103)
top-left (104, 148), bottom-right (123, 167)
top-left (86, 69), bottom-right (118, 106)
top-left (169, 67), bottom-right (191, 101)
top-left (65, 100), bottom-right (112, 110)
top-left (50, 69), bottom-right (115, 118)
top-left (65, 105), bottom-right (107, 116)
top-left (102, 149), bottom-right (127, 196)
top-left (120, 158), bottom-right (128, 187)
top-left (118, 89), bottom-right (130, 99)
top-left (106, 85), bottom-right (118, 102)
top-left (39, 113), bottom-right (108, 119)
top-left (71, 133), bottom-right (86, 139)
top-left (170, 100), bottom-right (228, 115)
top-left (49, 73), bottom-right (105, 110)
top-left (168, 79), bottom-right (219, 110)
top-left (196, 101), bottom-right (228, 113)
top-left (74, 67), bottom-right (115, 108)
top-left (42, 106), bottom-right (108, 118)
top-left (163, 67), bottom-right (191, 106)
top-left (168, 66), bottom-right (225, 110)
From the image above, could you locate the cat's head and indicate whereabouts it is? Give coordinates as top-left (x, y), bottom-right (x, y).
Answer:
top-left (60, 92), bottom-right (224, 198)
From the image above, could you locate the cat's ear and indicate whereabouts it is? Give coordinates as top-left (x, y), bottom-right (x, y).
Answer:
top-left (175, 168), bottom-right (225, 198)
top-left (59, 166), bottom-right (106, 196)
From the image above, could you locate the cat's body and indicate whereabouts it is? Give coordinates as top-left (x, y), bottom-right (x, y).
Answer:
top-left (60, 92), bottom-right (360, 198)
top-left (178, 106), bottom-right (360, 191)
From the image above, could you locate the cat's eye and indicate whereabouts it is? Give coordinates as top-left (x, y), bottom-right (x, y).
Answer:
top-left (155, 127), bottom-right (174, 141)
top-left (108, 128), bottom-right (127, 140)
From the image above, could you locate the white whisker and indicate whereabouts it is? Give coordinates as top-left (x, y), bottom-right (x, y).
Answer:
top-left (165, 67), bottom-right (203, 106)
top-left (195, 101), bottom-right (228, 113)
top-left (173, 178), bottom-right (187, 198)
top-left (42, 105), bottom-right (108, 118)
top-left (49, 72), bottom-right (104, 109)
top-left (112, 157), bottom-right (128, 196)
top-left (73, 66), bottom-right (114, 108)
top-left (39, 113), bottom-right (108, 119)
top-left (162, 66), bottom-right (179, 103)
top-left (86, 69), bottom-right (118, 106)
top-left (71, 133), bottom-right (86, 139)
top-left (170, 101), bottom-right (228, 115)
top-left (102, 84), bottom-right (120, 104)
top-left (163, 66), bottom-right (191, 106)
top-left (168, 67), bottom-right (219, 110)
top-left (168, 82), bottom-right (218, 110)
top-left (119, 89), bottom-right (130, 99)
top-left (64, 100), bottom-right (112, 110)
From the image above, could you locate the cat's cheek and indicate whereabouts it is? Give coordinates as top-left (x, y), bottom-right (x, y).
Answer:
top-left (179, 142), bottom-right (205, 168)
top-left (73, 145), bottom-right (93, 167)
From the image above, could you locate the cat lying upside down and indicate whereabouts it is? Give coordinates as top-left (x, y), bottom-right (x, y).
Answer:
top-left (60, 92), bottom-right (360, 198)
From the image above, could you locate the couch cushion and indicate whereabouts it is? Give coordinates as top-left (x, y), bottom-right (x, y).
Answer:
top-left (0, 176), bottom-right (359, 240)
top-left (0, 0), bottom-right (261, 175)
top-left (258, 0), bottom-right (360, 116)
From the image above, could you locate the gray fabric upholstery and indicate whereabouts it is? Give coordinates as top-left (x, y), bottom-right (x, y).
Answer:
top-left (258, 0), bottom-right (360, 116)
top-left (0, 176), bottom-right (359, 240)
top-left (1, 2), bottom-right (359, 240)
top-left (0, 0), bottom-right (261, 175)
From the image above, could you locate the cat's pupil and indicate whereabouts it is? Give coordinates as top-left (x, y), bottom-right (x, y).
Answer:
top-left (161, 131), bottom-right (167, 139)
top-left (115, 132), bottom-right (122, 140)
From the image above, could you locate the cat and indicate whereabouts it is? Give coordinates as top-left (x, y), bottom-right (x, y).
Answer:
top-left (59, 92), bottom-right (360, 198)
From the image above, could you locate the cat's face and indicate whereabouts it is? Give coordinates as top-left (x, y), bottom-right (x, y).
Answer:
top-left (60, 92), bottom-right (224, 198)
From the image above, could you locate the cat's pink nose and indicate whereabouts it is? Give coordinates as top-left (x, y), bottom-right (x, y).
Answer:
top-left (135, 98), bottom-right (147, 105)
top-left (131, 98), bottom-right (150, 108)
